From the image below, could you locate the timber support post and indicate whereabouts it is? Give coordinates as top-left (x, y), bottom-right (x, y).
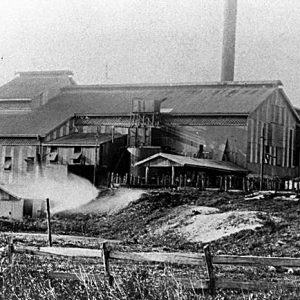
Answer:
top-left (107, 172), bottom-right (111, 187)
top-left (179, 174), bottom-right (183, 188)
top-left (224, 176), bottom-right (228, 192)
top-left (145, 167), bottom-right (149, 184)
top-left (219, 176), bottom-right (223, 191)
top-left (201, 175), bottom-right (205, 190)
top-left (171, 166), bottom-right (175, 186)
top-left (243, 177), bottom-right (247, 192)
top-left (204, 244), bottom-right (216, 296)
top-left (196, 173), bottom-right (200, 188)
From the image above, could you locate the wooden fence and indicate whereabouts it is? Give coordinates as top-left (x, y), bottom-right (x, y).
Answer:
top-left (2, 240), bottom-right (300, 295)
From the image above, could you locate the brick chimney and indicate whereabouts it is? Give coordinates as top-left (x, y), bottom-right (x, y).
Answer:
top-left (221, 0), bottom-right (237, 82)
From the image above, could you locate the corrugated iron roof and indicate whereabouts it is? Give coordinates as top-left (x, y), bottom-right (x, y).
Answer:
top-left (0, 81), bottom-right (280, 135)
top-left (0, 71), bottom-right (75, 99)
top-left (43, 133), bottom-right (124, 146)
top-left (0, 184), bottom-right (43, 201)
top-left (135, 152), bottom-right (248, 173)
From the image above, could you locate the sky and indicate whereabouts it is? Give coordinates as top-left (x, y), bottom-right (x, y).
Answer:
top-left (1, 0), bottom-right (300, 105)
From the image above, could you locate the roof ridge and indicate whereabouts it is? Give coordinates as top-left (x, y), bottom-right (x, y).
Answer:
top-left (15, 70), bottom-right (73, 77)
top-left (59, 80), bottom-right (282, 93)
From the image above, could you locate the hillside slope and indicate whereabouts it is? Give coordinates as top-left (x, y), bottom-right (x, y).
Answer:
top-left (2, 189), bottom-right (299, 258)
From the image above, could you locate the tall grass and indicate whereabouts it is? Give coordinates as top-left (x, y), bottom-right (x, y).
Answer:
top-left (1, 255), bottom-right (299, 300)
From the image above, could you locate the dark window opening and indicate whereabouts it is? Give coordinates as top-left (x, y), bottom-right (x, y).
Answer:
top-left (50, 146), bottom-right (57, 153)
top-left (4, 157), bottom-right (12, 171)
top-left (25, 157), bottom-right (35, 172)
top-left (49, 147), bottom-right (58, 163)
top-left (71, 148), bottom-right (82, 164)
top-left (264, 145), bottom-right (271, 165)
top-left (74, 146), bottom-right (81, 153)
top-left (71, 153), bottom-right (82, 164)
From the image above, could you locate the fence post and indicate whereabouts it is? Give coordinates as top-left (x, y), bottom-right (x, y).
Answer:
top-left (204, 245), bottom-right (216, 296)
top-left (102, 242), bottom-right (113, 286)
top-left (46, 198), bottom-right (52, 247)
top-left (8, 237), bottom-right (14, 265)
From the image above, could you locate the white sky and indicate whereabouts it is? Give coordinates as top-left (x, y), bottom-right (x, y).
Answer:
top-left (1, 0), bottom-right (300, 105)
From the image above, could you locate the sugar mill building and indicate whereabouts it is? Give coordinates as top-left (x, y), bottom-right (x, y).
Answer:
top-left (0, 78), bottom-right (297, 190)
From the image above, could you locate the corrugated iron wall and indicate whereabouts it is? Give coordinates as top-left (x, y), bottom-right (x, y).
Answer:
top-left (247, 90), bottom-right (299, 178)
top-left (155, 124), bottom-right (248, 168)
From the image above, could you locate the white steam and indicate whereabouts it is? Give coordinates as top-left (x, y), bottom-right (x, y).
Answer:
top-left (2, 167), bottom-right (99, 213)
top-left (74, 188), bottom-right (145, 215)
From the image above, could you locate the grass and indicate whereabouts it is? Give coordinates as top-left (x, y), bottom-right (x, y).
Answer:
top-left (1, 250), bottom-right (300, 300)
top-left (0, 255), bottom-right (206, 300)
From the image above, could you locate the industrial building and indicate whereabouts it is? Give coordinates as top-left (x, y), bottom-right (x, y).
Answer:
top-left (0, 78), bottom-right (297, 192)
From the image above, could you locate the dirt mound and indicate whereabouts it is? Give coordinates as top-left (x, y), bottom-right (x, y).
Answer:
top-left (154, 205), bottom-right (263, 243)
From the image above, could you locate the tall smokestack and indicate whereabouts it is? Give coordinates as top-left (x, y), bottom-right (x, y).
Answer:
top-left (221, 0), bottom-right (237, 82)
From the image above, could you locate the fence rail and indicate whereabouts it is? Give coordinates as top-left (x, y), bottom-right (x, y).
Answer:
top-left (4, 245), bottom-right (300, 268)
top-left (1, 240), bottom-right (300, 294)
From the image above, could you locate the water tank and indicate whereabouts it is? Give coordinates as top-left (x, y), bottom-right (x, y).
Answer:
top-left (132, 98), bottom-right (161, 113)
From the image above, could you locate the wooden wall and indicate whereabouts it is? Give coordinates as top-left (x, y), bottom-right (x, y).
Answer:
top-left (0, 144), bottom-right (39, 184)
top-left (0, 199), bottom-right (23, 220)
top-left (45, 136), bottom-right (127, 169)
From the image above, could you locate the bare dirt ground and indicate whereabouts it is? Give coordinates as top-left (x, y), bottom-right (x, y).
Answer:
top-left (154, 205), bottom-right (264, 243)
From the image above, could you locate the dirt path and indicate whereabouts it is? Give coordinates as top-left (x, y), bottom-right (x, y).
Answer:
top-left (1, 232), bottom-right (120, 244)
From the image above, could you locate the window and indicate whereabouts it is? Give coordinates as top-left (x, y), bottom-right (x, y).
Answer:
top-left (50, 146), bottom-right (57, 153)
top-left (71, 153), bottom-right (82, 164)
top-left (4, 157), bottom-right (12, 171)
top-left (264, 145), bottom-right (272, 165)
top-left (25, 157), bottom-right (34, 172)
top-left (71, 147), bottom-right (82, 164)
top-left (49, 147), bottom-right (58, 163)
top-left (74, 146), bottom-right (81, 153)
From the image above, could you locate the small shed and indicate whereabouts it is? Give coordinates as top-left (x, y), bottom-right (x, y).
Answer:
top-left (134, 152), bottom-right (248, 189)
top-left (0, 184), bottom-right (45, 220)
